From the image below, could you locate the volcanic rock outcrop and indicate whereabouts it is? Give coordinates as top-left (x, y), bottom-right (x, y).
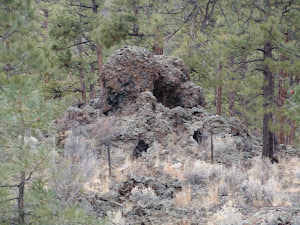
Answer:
top-left (58, 46), bottom-right (299, 225)
top-left (96, 46), bottom-right (206, 114)
top-left (59, 46), bottom-right (262, 166)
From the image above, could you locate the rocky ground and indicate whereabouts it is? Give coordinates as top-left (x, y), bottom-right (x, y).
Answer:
top-left (58, 46), bottom-right (300, 225)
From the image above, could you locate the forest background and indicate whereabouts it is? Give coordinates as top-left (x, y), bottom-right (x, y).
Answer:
top-left (0, 0), bottom-right (299, 224)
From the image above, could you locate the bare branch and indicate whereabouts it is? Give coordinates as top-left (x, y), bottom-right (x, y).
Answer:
top-left (234, 59), bottom-right (264, 64)
top-left (246, 93), bottom-right (263, 105)
top-left (0, 198), bottom-right (18, 204)
top-left (66, 2), bottom-right (93, 10)
top-left (25, 154), bottom-right (49, 182)
top-left (217, 1), bottom-right (231, 28)
top-left (68, 40), bottom-right (91, 48)
top-left (0, 184), bottom-right (19, 188)
top-left (0, 30), bottom-right (9, 43)
top-left (201, 0), bottom-right (218, 33)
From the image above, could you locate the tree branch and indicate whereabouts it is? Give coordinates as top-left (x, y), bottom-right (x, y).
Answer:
top-left (246, 93), bottom-right (263, 105)
top-left (234, 59), bottom-right (263, 64)
top-left (0, 184), bottom-right (19, 188)
top-left (0, 30), bottom-right (9, 43)
top-left (256, 48), bottom-right (265, 53)
top-left (0, 198), bottom-right (18, 204)
top-left (201, 0), bottom-right (218, 33)
top-left (25, 154), bottom-right (49, 182)
top-left (66, 2), bottom-right (93, 9)
top-left (217, 1), bottom-right (230, 28)
top-left (68, 40), bottom-right (91, 48)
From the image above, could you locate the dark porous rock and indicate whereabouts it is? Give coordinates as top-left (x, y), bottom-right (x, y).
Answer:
top-left (59, 46), bottom-right (264, 169)
top-left (97, 46), bottom-right (206, 114)
top-left (57, 46), bottom-right (300, 225)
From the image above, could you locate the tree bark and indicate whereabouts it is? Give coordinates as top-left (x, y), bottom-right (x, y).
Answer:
top-left (78, 38), bottom-right (87, 102)
top-left (229, 91), bottom-right (235, 117)
top-left (97, 45), bottom-right (104, 87)
top-left (290, 120), bottom-right (296, 146)
top-left (90, 83), bottom-right (95, 100)
top-left (215, 86), bottom-right (222, 116)
top-left (215, 63), bottom-right (222, 116)
top-left (241, 96), bottom-right (247, 125)
top-left (153, 29), bottom-right (163, 55)
top-left (18, 118), bottom-right (26, 224)
top-left (18, 172), bottom-right (25, 224)
top-left (262, 0), bottom-right (275, 159)
top-left (229, 56), bottom-right (235, 117)
top-left (153, 43), bottom-right (163, 55)
top-left (278, 31), bottom-right (289, 144)
top-left (262, 41), bottom-right (274, 159)
top-left (90, 2), bottom-right (104, 88)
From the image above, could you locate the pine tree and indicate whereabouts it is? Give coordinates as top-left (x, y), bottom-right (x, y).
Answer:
top-left (0, 0), bottom-right (48, 79)
top-left (0, 76), bottom-right (56, 224)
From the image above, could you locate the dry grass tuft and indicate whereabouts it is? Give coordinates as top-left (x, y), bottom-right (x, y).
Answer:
top-left (210, 203), bottom-right (243, 225)
top-left (174, 185), bottom-right (192, 208)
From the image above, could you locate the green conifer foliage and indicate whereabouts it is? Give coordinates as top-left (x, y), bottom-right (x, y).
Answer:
top-left (0, 76), bottom-right (57, 224)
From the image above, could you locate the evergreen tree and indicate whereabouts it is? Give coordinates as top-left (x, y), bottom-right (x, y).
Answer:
top-left (0, 0), bottom-right (50, 79)
top-left (0, 76), bottom-right (56, 223)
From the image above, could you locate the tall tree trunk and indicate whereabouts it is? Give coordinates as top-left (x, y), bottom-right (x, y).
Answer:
top-left (91, 1), bottom-right (104, 88)
top-left (278, 31), bottom-right (289, 144)
top-left (290, 120), bottom-right (296, 146)
top-left (229, 56), bottom-right (235, 117)
top-left (78, 39), bottom-right (87, 102)
top-left (240, 56), bottom-right (248, 124)
top-left (229, 91), bottom-right (235, 117)
top-left (262, 41), bottom-right (274, 159)
top-left (18, 172), bottom-right (25, 224)
top-left (97, 45), bottom-right (104, 87)
top-left (241, 96), bottom-right (247, 125)
top-left (215, 63), bottom-right (222, 116)
top-left (278, 67), bottom-right (287, 144)
top-left (90, 83), bottom-right (95, 100)
top-left (153, 29), bottom-right (163, 55)
top-left (153, 43), bottom-right (163, 55)
top-left (215, 86), bottom-right (222, 116)
top-left (18, 118), bottom-right (25, 224)
top-left (262, 0), bottom-right (275, 159)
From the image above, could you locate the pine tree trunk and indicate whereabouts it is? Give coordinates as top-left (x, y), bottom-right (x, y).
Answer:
top-left (90, 2), bottom-right (104, 88)
top-left (97, 45), bottom-right (104, 87)
top-left (288, 74), bottom-right (299, 146)
top-left (18, 121), bottom-right (25, 224)
top-left (262, 41), bottom-right (274, 159)
top-left (215, 63), bottom-right (222, 116)
top-left (278, 31), bottom-right (289, 144)
top-left (18, 172), bottom-right (25, 224)
top-left (290, 120), bottom-right (296, 146)
top-left (153, 43), bottom-right (163, 55)
top-left (278, 71), bottom-right (287, 144)
top-left (241, 96), bottom-right (247, 125)
top-left (153, 29), bottom-right (163, 55)
top-left (215, 86), bottom-right (222, 116)
top-left (295, 74), bottom-right (300, 85)
top-left (228, 56), bottom-right (235, 117)
top-left (229, 91), bottom-right (235, 117)
top-left (78, 39), bottom-right (86, 102)
top-left (90, 83), bottom-right (95, 100)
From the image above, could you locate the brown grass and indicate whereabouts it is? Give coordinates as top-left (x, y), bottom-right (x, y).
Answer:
top-left (174, 185), bottom-right (192, 208)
